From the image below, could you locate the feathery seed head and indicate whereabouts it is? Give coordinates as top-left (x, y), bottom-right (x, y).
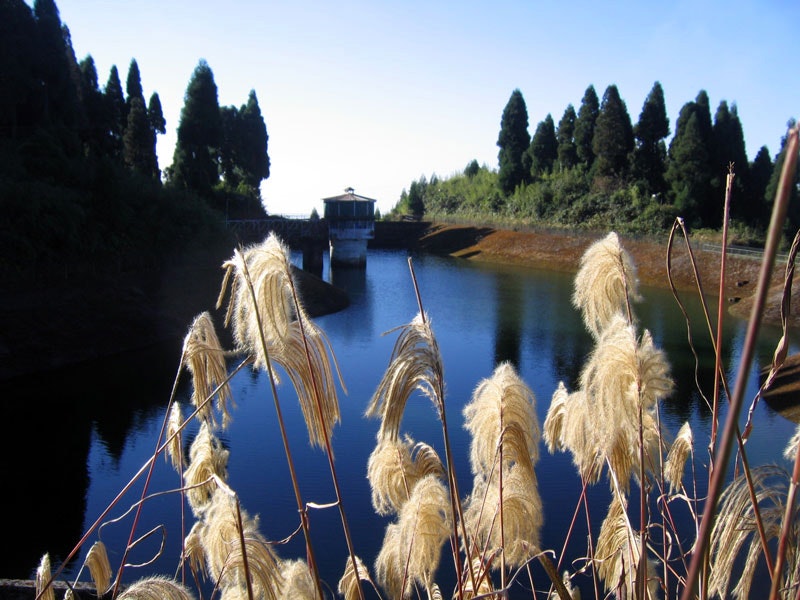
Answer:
top-left (464, 361), bottom-right (540, 478)
top-left (279, 559), bottom-right (316, 599)
top-left (665, 421), bottom-right (693, 493)
top-left (219, 234), bottom-right (308, 369)
top-left (183, 312), bottom-right (233, 428)
top-left (201, 488), bottom-right (283, 600)
top-left (84, 541), bottom-right (113, 596)
top-left (367, 312), bottom-right (445, 442)
top-left (35, 554), bottom-right (54, 600)
top-left (166, 402), bottom-right (184, 471)
top-left (338, 555), bottom-right (373, 600)
top-left (116, 576), bottom-right (196, 600)
top-left (572, 232), bottom-right (640, 338)
top-left (184, 423), bottom-right (229, 514)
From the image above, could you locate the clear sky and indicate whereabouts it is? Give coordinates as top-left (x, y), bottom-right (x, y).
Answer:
top-left (51, 0), bottom-right (799, 217)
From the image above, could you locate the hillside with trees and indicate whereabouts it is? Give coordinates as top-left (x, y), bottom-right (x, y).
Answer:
top-left (391, 84), bottom-right (799, 245)
top-left (1, 0), bottom-right (271, 282)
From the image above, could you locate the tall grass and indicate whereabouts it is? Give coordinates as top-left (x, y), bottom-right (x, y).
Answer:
top-left (35, 124), bottom-right (800, 599)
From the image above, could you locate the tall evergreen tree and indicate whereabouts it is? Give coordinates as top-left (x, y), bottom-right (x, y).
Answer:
top-left (749, 145), bottom-right (773, 229)
top-left (711, 101), bottom-right (749, 221)
top-left (147, 92), bottom-right (166, 178)
top-left (0, 0), bottom-right (39, 140)
top-left (765, 120), bottom-right (800, 234)
top-left (631, 81), bottom-right (669, 196)
top-left (78, 55), bottom-right (107, 157)
top-left (528, 114), bottom-right (558, 178)
top-left (103, 65), bottom-right (125, 159)
top-left (32, 0), bottom-right (78, 136)
top-left (668, 93), bottom-right (716, 227)
top-left (591, 84), bottom-right (634, 180)
top-left (169, 59), bottom-right (222, 196)
top-left (574, 84), bottom-right (599, 169)
top-left (556, 104), bottom-right (578, 170)
top-left (237, 90), bottom-right (270, 192)
top-left (123, 96), bottom-right (153, 175)
top-left (219, 105), bottom-right (241, 187)
top-left (125, 58), bottom-right (144, 120)
top-left (666, 111), bottom-right (710, 228)
top-left (497, 89), bottom-right (531, 195)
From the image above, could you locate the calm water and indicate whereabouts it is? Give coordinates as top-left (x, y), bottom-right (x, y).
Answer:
top-left (6, 248), bottom-right (797, 597)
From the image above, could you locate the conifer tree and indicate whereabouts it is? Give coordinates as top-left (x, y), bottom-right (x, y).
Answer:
top-left (169, 59), bottom-right (222, 196)
top-left (0, 0), bottom-right (39, 140)
top-left (78, 55), bottom-right (107, 157)
top-left (528, 114), bottom-right (558, 178)
top-left (103, 65), bottom-right (125, 159)
top-left (666, 111), bottom-right (710, 228)
top-left (556, 104), bottom-right (578, 170)
top-left (237, 90), bottom-right (270, 191)
top-left (765, 120), bottom-right (800, 234)
top-left (497, 89), bottom-right (531, 195)
top-left (124, 96), bottom-right (153, 175)
top-left (219, 105), bottom-right (241, 187)
top-left (33, 0), bottom-right (78, 134)
top-left (711, 101), bottom-right (749, 221)
top-left (749, 146), bottom-right (774, 229)
top-left (574, 84), bottom-right (599, 169)
top-left (125, 58), bottom-right (144, 119)
top-left (592, 84), bottom-right (634, 180)
top-left (631, 81), bottom-right (669, 196)
top-left (667, 93), bottom-right (716, 227)
top-left (148, 92), bottom-right (166, 178)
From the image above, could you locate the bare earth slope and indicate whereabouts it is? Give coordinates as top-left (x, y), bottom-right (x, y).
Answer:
top-left (415, 224), bottom-right (798, 331)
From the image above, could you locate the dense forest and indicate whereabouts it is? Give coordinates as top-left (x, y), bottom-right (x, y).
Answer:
top-left (1, 0), bottom-right (271, 281)
top-left (391, 85), bottom-right (799, 244)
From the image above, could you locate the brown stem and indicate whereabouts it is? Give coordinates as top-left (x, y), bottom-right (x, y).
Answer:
top-left (681, 124), bottom-right (799, 600)
top-left (286, 267), bottom-right (365, 600)
top-left (240, 256), bottom-right (324, 600)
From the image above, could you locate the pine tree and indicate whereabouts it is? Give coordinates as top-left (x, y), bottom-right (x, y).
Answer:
top-left (0, 0), bottom-right (39, 140)
top-left (666, 111), bottom-right (710, 228)
top-left (103, 65), bottom-right (125, 159)
top-left (528, 114), bottom-right (558, 178)
top-left (497, 89), bottom-right (531, 195)
top-left (219, 105), bottom-right (240, 187)
top-left (123, 96), bottom-right (153, 175)
top-left (78, 55), bottom-right (107, 157)
top-left (591, 84), bottom-right (634, 180)
top-left (711, 101), bottom-right (749, 221)
top-left (574, 84), bottom-right (599, 169)
top-left (169, 59), bottom-right (222, 196)
top-left (631, 81), bottom-right (669, 196)
top-left (125, 58), bottom-right (144, 120)
top-left (749, 146), bottom-right (774, 229)
top-left (32, 0), bottom-right (78, 133)
top-left (237, 90), bottom-right (270, 192)
top-left (556, 104), bottom-right (578, 170)
top-left (667, 93), bottom-right (716, 227)
top-left (765, 120), bottom-right (800, 234)
top-left (147, 92), bottom-right (166, 178)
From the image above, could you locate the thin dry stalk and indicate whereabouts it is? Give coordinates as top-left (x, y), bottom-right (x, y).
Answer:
top-left (682, 122), bottom-right (800, 600)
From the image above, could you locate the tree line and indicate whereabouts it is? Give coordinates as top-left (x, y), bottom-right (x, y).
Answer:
top-left (1, 0), bottom-right (271, 279)
top-left (394, 84), bottom-right (798, 242)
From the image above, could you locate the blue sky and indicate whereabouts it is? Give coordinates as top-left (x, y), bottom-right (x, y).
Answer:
top-left (52, 0), bottom-right (799, 216)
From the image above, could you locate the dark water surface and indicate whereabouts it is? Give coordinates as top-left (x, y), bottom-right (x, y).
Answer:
top-left (5, 248), bottom-right (796, 597)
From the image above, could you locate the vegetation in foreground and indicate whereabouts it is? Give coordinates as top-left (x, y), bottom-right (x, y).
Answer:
top-left (32, 125), bottom-right (800, 600)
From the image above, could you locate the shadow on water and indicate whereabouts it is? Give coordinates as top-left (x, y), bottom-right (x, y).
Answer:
top-left (1, 340), bottom-right (185, 579)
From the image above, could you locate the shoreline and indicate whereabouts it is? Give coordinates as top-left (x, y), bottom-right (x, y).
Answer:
top-left (1, 224), bottom-right (795, 382)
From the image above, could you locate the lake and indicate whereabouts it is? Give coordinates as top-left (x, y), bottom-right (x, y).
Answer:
top-left (5, 246), bottom-right (796, 598)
